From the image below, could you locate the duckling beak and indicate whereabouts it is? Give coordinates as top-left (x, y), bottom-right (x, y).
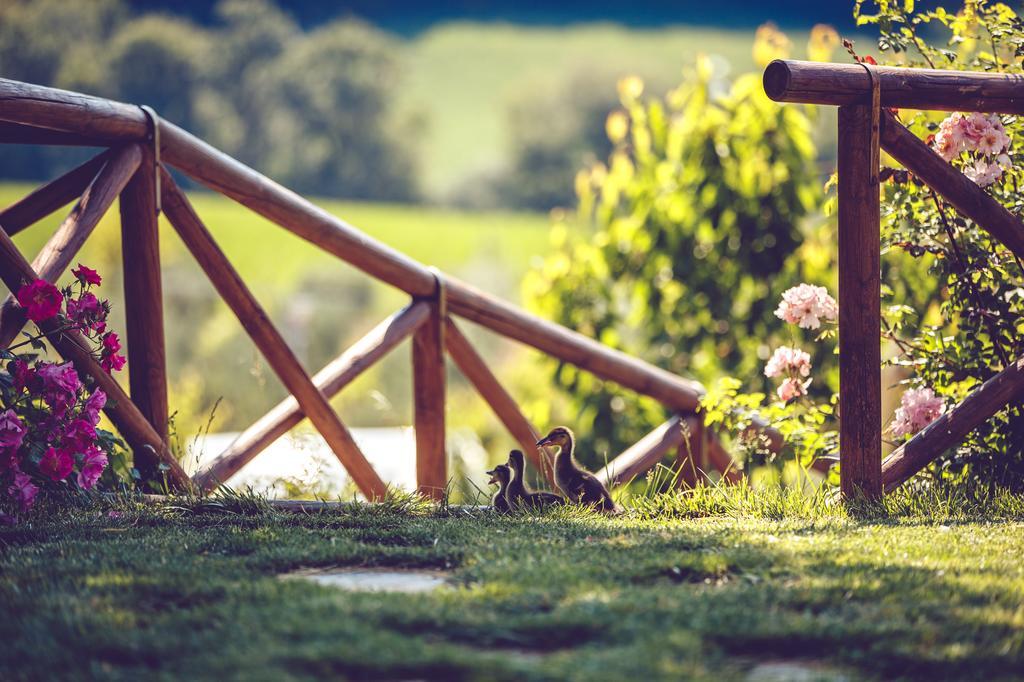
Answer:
top-left (485, 468), bottom-right (499, 485)
top-left (535, 436), bottom-right (552, 447)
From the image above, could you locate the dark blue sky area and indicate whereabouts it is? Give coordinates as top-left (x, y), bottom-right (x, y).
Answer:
top-left (128, 1), bottom-right (905, 34)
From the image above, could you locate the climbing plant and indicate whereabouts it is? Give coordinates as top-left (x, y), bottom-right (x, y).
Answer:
top-left (855, 0), bottom-right (1024, 487)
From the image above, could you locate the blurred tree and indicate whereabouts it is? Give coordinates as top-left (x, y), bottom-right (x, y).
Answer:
top-left (199, 0), bottom-right (300, 155)
top-left (0, 0), bottom-right (126, 87)
top-left (491, 71), bottom-right (620, 211)
top-left (244, 20), bottom-right (419, 200)
top-left (0, 0), bottom-right (127, 181)
top-left (523, 57), bottom-right (821, 465)
top-left (0, 0), bottom-right (418, 202)
top-left (102, 15), bottom-right (213, 133)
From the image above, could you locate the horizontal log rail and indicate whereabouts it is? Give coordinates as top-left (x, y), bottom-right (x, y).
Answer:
top-left (0, 120), bottom-right (116, 147)
top-left (0, 75), bottom-right (811, 497)
top-left (764, 60), bottom-right (1024, 114)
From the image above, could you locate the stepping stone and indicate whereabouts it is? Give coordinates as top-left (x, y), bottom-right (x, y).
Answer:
top-left (282, 567), bottom-right (449, 593)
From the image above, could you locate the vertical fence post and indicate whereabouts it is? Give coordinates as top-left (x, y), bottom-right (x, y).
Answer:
top-left (120, 144), bottom-right (169, 481)
top-left (837, 103), bottom-right (882, 500)
top-left (413, 275), bottom-right (447, 499)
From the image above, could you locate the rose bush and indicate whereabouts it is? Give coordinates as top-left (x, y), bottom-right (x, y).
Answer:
top-left (0, 264), bottom-right (127, 520)
top-left (704, 283), bottom-right (944, 482)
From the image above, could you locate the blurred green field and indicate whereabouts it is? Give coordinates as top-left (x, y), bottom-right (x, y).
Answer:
top-left (1, 181), bottom-right (552, 435)
top-left (400, 22), bottom-right (833, 198)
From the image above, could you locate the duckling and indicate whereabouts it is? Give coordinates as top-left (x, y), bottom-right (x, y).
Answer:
top-left (505, 449), bottom-right (563, 510)
top-left (486, 464), bottom-right (512, 513)
top-left (536, 426), bottom-right (619, 513)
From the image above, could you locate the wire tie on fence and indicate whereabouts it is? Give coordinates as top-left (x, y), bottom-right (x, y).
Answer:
top-left (428, 266), bottom-right (448, 320)
top-left (138, 105), bottom-right (161, 215)
top-left (859, 61), bottom-right (881, 185)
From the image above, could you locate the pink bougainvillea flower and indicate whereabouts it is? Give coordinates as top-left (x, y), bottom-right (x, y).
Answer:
top-left (8, 471), bottom-right (39, 511)
top-left (776, 377), bottom-right (809, 402)
top-left (62, 418), bottom-right (97, 453)
top-left (890, 387), bottom-right (945, 438)
top-left (84, 389), bottom-right (107, 425)
top-left (15, 279), bottom-right (63, 323)
top-left (774, 283), bottom-right (837, 330)
top-left (0, 409), bottom-right (26, 450)
top-left (39, 447), bottom-right (73, 482)
top-left (77, 446), bottom-right (108, 491)
top-left (764, 346), bottom-right (812, 379)
top-left (72, 263), bottom-right (102, 286)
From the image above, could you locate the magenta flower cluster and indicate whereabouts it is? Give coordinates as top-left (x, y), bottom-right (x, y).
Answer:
top-left (1, 265), bottom-right (124, 518)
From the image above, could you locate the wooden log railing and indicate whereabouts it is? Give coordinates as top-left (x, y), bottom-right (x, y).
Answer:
top-left (0, 76), bottom-right (792, 499)
top-left (766, 59), bottom-right (1024, 498)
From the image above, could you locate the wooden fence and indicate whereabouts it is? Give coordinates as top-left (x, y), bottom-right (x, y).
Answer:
top-left (0, 77), bottom-right (776, 500)
top-left (765, 59), bottom-right (1024, 499)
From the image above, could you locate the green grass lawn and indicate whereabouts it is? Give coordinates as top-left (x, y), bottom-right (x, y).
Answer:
top-left (402, 22), bottom-right (765, 198)
top-left (400, 23), bottom-right (863, 199)
top-left (3, 486), bottom-right (1024, 681)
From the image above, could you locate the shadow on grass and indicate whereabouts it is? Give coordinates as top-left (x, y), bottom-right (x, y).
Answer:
top-left (1, 505), bottom-right (1022, 680)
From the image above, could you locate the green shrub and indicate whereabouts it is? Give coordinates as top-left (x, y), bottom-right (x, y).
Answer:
top-left (524, 47), bottom-right (823, 465)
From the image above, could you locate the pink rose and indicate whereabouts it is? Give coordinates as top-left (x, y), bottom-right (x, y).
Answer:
top-left (72, 264), bottom-right (102, 286)
top-left (100, 352), bottom-right (126, 373)
top-left (890, 387), bottom-right (944, 438)
top-left (101, 332), bottom-right (121, 354)
top-left (39, 447), bottom-right (73, 482)
top-left (0, 447), bottom-right (19, 472)
top-left (8, 471), bottom-right (38, 511)
top-left (62, 418), bottom-right (97, 453)
top-left (84, 389), bottom-right (107, 425)
top-left (0, 409), bottom-right (26, 450)
top-left (777, 377), bottom-right (808, 402)
top-left (76, 446), bottom-right (108, 491)
top-left (774, 283), bottom-right (837, 330)
top-left (963, 158), bottom-right (1003, 187)
top-left (66, 292), bottom-right (103, 331)
top-left (9, 359), bottom-right (34, 392)
top-left (15, 279), bottom-right (63, 323)
top-left (764, 346), bottom-right (812, 379)
top-left (36, 362), bottom-right (81, 408)
top-left (100, 333), bottom-right (126, 373)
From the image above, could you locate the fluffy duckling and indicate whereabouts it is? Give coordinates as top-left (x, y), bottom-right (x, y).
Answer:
top-left (486, 464), bottom-right (512, 513)
top-left (536, 426), bottom-right (619, 513)
top-left (505, 449), bottom-right (563, 510)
